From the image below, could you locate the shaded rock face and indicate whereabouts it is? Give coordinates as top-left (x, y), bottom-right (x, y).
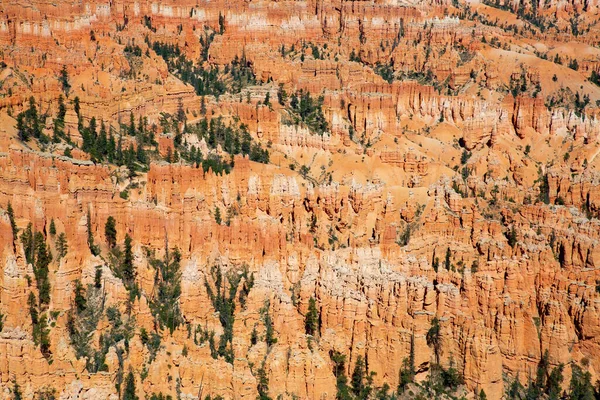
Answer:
top-left (1, 0), bottom-right (600, 399)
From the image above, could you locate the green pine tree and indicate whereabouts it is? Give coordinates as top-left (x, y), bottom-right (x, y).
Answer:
top-left (351, 355), bottom-right (372, 398)
top-left (122, 234), bottom-right (135, 285)
top-left (34, 231), bottom-right (52, 306)
top-left (21, 223), bottom-right (35, 265)
top-left (12, 379), bottom-right (23, 400)
top-left (126, 144), bottom-right (137, 178)
top-left (305, 296), bottom-right (319, 336)
top-left (426, 317), bottom-right (441, 365)
top-left (94, 265), bottom-right (103, 289)
top-left (7, 202), bottom-right (17, 240)
top-left (128, 112), bottom-right (136, 136)
top-left (479, 389), bottom-right (487, 400)
top-left (87, 212), bottom-right (100, 256)
top-left (73, 96), bottom-right (80, 118)
top-left (149, 247), bottom-right (183, 333)
top-left (122, 370), bottom-right (139, 400)
top-left (105, 216), bottom-right (117, 248)
top-left (57, 233), bottom-right (68, 259)
top-left (59, 65), bottom-right (71, 94)
top-left (74, 279), bottom-right (87, 313)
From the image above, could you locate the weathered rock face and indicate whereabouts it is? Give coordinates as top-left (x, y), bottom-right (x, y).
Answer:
top-left (1, 144), bottom-right (600, 400)
top-left (2, 0), bottom-right (600, 399)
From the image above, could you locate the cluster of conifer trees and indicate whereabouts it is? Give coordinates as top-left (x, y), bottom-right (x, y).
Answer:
top-left (15, 60), bottom-right (269, 177)
top-left (151, 40), bottom-right (256, 97)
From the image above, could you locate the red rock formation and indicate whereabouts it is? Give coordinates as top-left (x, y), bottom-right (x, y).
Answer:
top-left (1, 0), bottom-right (600, 399)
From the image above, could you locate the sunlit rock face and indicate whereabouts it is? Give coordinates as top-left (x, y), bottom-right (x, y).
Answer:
top-left (1, 0), bottom-right (600, 399)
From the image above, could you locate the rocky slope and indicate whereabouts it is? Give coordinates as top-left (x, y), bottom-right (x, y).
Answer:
top-left (1, 0), bottom-right (600, 399)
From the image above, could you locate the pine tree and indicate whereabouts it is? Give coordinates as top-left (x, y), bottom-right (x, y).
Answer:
top-left (123, 370), bottom-right (139, 400)
top-left (54, 95), bottom-right (66, 142)
top-left (136, 139), bottom-right (147, 164)
top-left (105, 216), bottom-right (117, 248)
top-left (35, 387), bottom-right (56, 400)
top-left (569, 58), bottom-right (579, 71)
top-left (214, 206), bottom-right (222, 225)
top-left (28, 292), bottom-right (39, 325)
top-left (57, 233), bottom-right (68, 259)
top-left (34, 231), bottom-right (52, 273)
top-left (251, 326), bottom-right (258, 345)
top-left (21, 223), bottom-right (35, 265)
top-left (534, 350), bottom-right (550, 393)
top-left (34, 232), bottom-right (52, 306)
top-left (218, 12), bottom-right (225, 34)
top-left (73, 96), bottom-right (81, 118)
top-left (445, 247), bottom-right (452, 270)
top-left (256, 362), bottom-right (271, 400)
top-left (16, 113), bottom-right (28, 141)
top-left (126, 144), bottom-right (136, 178)
top-left (137, 116), bottom-right (145, 137)
top-left (351, 355), bottom-right (366, 397)
top-left (547, 363), bottom-right (564, 400)
top-left (128, 112), bottom-right (136, 136)
top-left (74, 279), bottom-right (87, 313)
top-left (569, 363), bottom-right (595, 400)
top-left (262, 302), bottom-right (277, 347)
top-left (507, 225), bottom-right (518, 248)
top-left (57, 94), bottom-right (66, 121)
top-left (49, 219), bottom-right (56, 236)
top-left (95, 265), bottom-right (103, 289)
top-left (398, 334), bottom-right (416, 393)
top-left (149, 246), bottom-right (183, 333)
top-left (277, 83), bottom-right (287, 105)
top-left (87, 212), bottom-right (100, 256)
top-left (426, 317), bottom-right (441, 364)
top-left (17, 97), bottom-right (42, 141)
top-left (36, 313), bottom-right (51, 357)
top-left (12, 379), bottom-right (23, 400)
top-left (200, 96), bottom-right (207, 115)
top-left (122, 234), bottom-right (135, 285)
top-left (7, 202), bottom-right (17, 240)
top-left (305, 296), bottom-right (319, 336)
top-left (331, 351), bottom-right (352, 400)
top-left (177, 99), bottom-right (186, 122)
top-left (59, 65), bottom-right (71, 94)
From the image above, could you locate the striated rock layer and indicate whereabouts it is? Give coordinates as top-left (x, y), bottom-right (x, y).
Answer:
top-left (1, 0), bottom-right (600, 399)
